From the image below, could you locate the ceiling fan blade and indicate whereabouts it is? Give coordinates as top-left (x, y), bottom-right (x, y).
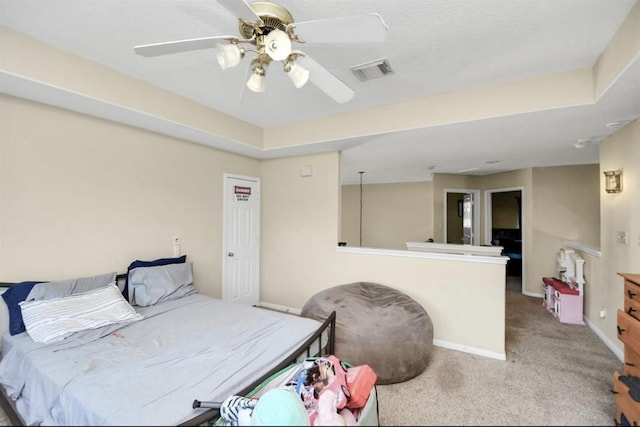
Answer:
top-left (216, 0), bottom-right (263, 23)
top-left (289, 13), bottom-right (389, 44)
top-left (297, 55), bottom-right (355, 104)
top-left (134, 36), bottom-right (236, 57)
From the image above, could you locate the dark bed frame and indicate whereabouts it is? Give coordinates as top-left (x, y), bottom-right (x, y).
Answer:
top-left (0, 274), bottom-right (337, 426)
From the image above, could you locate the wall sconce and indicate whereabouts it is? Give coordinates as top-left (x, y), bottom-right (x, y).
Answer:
top-left (603, 170), bottom-right (623, 193)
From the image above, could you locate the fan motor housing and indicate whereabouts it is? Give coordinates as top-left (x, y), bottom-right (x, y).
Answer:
top-left (240, 1), bottom-right (294, 38)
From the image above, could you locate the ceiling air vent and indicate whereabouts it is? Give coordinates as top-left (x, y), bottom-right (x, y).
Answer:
top-left (350, 58), bottom-right (394, 82)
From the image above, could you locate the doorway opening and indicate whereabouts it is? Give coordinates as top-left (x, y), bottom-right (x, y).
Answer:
top-left (444, 189), bottom-right (481, 245)
top-left (484, 187), bottom-right (525, 293)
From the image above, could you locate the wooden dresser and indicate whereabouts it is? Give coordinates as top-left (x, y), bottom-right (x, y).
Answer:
top-left (614, 272), bottom-right (640, 426)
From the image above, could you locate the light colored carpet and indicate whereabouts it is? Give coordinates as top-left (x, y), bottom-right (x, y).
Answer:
top-left (0, 278), bottom-right (623, 425)
top-left (376, 277), bottom-right (623, 425)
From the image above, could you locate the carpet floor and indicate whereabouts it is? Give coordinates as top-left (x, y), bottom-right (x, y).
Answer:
top-left (375, 277), bottom-right (624, 425)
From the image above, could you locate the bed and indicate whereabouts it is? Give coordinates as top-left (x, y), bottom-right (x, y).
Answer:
top-left (0, 260), bottom-right (336, 426)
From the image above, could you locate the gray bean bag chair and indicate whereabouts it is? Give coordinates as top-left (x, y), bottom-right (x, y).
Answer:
top-left (301, 282), bottom-right (433, 384)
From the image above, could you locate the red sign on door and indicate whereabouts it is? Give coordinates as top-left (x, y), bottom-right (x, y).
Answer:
top-left (235, 186), bottom-right (251, 195)
top-left (234, 186), bottom-right (251, 201)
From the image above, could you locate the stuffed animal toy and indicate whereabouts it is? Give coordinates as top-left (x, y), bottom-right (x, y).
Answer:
top-left (313, 390), bottom-right (358, 426)
top-left (313, 390), bottom-right (347, 426)
top-left (219, 395), bottom-right (257, 426)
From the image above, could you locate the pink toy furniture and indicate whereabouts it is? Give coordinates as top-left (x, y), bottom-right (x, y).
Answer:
top-left (543, 277), bottom-right (584, 325)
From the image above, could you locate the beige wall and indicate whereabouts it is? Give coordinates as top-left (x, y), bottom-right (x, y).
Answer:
top-left (532, 165), bottom-right (600, 246)
top-left (528, 164), bottom-right (600, 293)
top-left (260, 152), bottom-right (342, 306)
top-left (408, 167), bottom-right (599, 296)
top-left (341, 182), bottom-right (433, 249)
top-left (261, 153), bottom-right (506, 357)
top-left (598, 118), bottom-right (640, 355)
top-left (340, 184), bottom-right (361, 247)
top-left (0, 94), bottom-right (260, 298)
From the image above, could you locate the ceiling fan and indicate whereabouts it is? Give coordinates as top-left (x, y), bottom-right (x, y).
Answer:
top-left (133, 0), bottom-right (389, 104)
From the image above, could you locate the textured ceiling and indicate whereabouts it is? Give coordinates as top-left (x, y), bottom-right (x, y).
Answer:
top-left (1, 0), bottom-right (639, 184)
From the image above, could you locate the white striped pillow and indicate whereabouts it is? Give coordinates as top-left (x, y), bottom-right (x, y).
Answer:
top-left (20, 283), bottom-right (143, 343)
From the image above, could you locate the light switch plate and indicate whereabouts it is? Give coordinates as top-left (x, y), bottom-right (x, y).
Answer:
top-left (173, 236), bottom-right (181, 256)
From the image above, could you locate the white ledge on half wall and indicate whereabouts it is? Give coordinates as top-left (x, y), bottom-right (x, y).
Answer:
top-left (563, 240), bottom-right (602, 258)
top-left (405, 241), bottom-right (505, 257)
top-left (336, 245), bottom-right (508, 265)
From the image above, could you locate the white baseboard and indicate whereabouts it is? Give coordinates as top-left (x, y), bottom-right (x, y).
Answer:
top-left (258, 301), bottom-right (618, 365)
top-left (523, 291), bottom-right (544, 299)
top-left (258, 302), bottom-right (506, 361)
top-left (257, 301), bottom-right (302, 315)
top-left (584, 315), bottom-right (624, 362)
top-left (433, 338), bottom-right (507, 361)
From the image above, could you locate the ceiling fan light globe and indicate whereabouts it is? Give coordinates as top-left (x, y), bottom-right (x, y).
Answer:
top-left (264, 29), bottom-right (292, 61)
top-left (246, 71), bottom-right (266, 93)
top-left (216, 42), bottom-right (242, 69)
top-left (287, 63), bottom-right (310, 88)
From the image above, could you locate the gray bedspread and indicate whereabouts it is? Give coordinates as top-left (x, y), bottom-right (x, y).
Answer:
top-left (0, 294), bottom-right (322, 426)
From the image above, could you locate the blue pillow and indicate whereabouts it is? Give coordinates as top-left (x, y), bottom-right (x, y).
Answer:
top-left (122, 255), bottom-right (186, 301)
top-left (2, 281), bottom-right (43, 335)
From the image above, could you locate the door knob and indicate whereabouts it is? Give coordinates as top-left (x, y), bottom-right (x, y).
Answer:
top-left (228, 252), bottom-right (234, 257)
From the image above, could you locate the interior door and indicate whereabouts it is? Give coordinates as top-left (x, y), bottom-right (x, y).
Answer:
top-left (223, 174), bottom-right (260, 305)
top-left (462, 193), bottom-right (474, 245)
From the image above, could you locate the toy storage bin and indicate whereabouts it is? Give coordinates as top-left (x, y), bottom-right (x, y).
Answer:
top-left (233, 357), bottom-right (379, 426)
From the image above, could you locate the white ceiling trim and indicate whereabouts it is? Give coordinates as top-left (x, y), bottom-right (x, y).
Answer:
top-left (0, 71), bottom-right (378, 159)
top-left (0, 71), bottom-right (265, 158)
top-left (2, 52), bottom-right (637, 164)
